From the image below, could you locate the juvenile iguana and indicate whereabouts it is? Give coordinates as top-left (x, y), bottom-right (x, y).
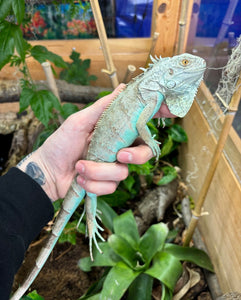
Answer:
top-left (11, 53), bottom-right (206, 299)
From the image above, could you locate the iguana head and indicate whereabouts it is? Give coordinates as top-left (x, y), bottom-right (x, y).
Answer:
top-left (149, 53), bottom-right (206, 117)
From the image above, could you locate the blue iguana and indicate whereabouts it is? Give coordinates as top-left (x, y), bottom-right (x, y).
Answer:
top-left (11, 53), bottom-right (206, 299)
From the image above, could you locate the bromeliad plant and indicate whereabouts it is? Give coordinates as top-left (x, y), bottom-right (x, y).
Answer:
top-left (79, 210), bottom-right (213, 300)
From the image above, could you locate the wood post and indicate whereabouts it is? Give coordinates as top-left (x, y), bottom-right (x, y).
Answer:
top-left (176, 0), bottom-right (194, 54)
top-left (183, 73), bottom-right (241, 246)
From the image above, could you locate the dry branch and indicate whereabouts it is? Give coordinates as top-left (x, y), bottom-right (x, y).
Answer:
top-left (135, 179), bottom-right (179, 234)
top-left (0, 80), bottom-right (111, 103)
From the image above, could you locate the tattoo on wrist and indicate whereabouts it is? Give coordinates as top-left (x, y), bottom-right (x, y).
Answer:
top-left (25, 162), bottom-right (46, 186)
top-left (17, 152), bottom-right (34, 167)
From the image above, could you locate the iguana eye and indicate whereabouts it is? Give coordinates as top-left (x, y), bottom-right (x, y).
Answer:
top-left (169, 68), bottom-right (174, 75)
top-left (181, 59), bottom-right (190, 66)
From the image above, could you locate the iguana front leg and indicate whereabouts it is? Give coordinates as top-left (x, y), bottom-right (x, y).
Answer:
top-left (137, 92), bottom-right (164, 158)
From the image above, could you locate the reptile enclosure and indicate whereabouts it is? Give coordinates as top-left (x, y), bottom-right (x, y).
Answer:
top-left (1, 0), bottom-right (241, 295)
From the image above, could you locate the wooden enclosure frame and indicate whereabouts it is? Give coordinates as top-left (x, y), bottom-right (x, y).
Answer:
top-left (1, 0), bottom-right (241, 293)
top-left (179, 82), bottom-right (241, 292)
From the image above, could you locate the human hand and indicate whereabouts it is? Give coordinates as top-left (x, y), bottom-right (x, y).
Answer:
top-left (74, 92), bottom-right (176, 197)
top-left (17, 84), bottom-right (176, 201)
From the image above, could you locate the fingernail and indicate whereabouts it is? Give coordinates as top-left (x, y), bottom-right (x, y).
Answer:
top-left (77, 175), bottom-right (86, 185)
top-left (77, 163), bottom-right (85, 174)
top-left (118, 151), bottom-right (133, 162)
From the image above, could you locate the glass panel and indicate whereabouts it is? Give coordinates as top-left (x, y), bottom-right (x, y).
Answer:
top-left (115, 0), bottom-right (153, 37)
top-left (187, 0), bottom-right (241, 138)
top-left (23, 2), bottom-right (97, 40)
top-left (23, 1), bottom-right (153, 40)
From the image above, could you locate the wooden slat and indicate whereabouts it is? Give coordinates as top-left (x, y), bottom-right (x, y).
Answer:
top-left (152, 0), bottom-right (182, 57)
top-left (0, 103), bottom-right (19, 113)
top-left (179, 86), bottom-right (241, 292)
top-left (0, 38), bottom-right (153, 88)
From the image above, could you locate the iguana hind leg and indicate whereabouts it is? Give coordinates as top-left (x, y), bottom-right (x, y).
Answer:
top-left (85, 192), bottom-right (105, 261)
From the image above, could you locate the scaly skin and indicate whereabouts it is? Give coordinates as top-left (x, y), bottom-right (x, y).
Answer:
top-left (11, 53), bottom-right (206, 299)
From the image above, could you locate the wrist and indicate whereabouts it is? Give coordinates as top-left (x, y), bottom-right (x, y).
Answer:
top-left (17, 150), bottom-right (58, 201)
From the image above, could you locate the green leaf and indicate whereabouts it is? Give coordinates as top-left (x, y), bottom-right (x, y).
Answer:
top-left (164, 244), bottom-right (214, 272)
top-left (13, 26), bottom-right (29, 61)
top-left (147, 119), bottom-right (159, 136)
top-left (163, 118), bottom-right (173, 127)
top-left (0, 22), bottom-right (29, 68)
top-left (123, 175), bottom-right (135, 193)
top-left (0, 0), bottom-right (13, 21)
top-left (78, 242), bottom-right (120, 272)
top-left (58, 220), bottom-right (78, 245)
top-left (95, 90), bottom-right (112, 100)
top-left (168, 124), bottom-right (188, 143)
top-left (21, 290), bottom-right (44, 300)
top-left (52, 198), bottom-right (63, 213)
top-left (70, 50), bottom-right (80, 62)
top-left (88, 74), bottom-right (98, 82)
top-left (161, 283), bottom-right (173, 300)
top-left (99, 190), bottom-right (130, 207)
top-left (139, 223), bottom-right (168, 265)
top-left (166, 228), bottom-right (179, 243)
top-left (100, 262), bottom-right (140, 300)
top-left (127, 273), bottom-right (153, 300)
top-left (128, 161), bottom-right (153, 175)
top-left (159, 135), bottom-right (174, 158)
top-left (59, 50), bottom-right (97, 85)
top-left (20, 89), bottom-right (61, 127)
top-left (30, 45), bottom-right (67, 68)
top-left (97, 198), bottom-right (117, 232)
top-left (0, 21), bottom-right (15, 69)
top-left (113, 210), bottom-right (140, 249)
top-left (30, 92), bottom-right (55, 127)
top-left (79, 293), bottom-right (101, 300)
top-left (19, 87), bottom-right (35, 112)
top-left (145, 252), bottom-right (182, 291)
top-left (108, 234), bottom-right (138, 268)
top-left (76, 221), bottom-right (86, 235)
top-left (12, 0), bottom-right (25, 23)
top-left (60, 103), bottom-right (79, 119)
top-left (82, 58), bottom-right (91, 69)
top-left (157, 166), bottom-right (178, 185)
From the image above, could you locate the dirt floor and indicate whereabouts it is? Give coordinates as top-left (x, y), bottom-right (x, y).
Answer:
top-left (12, 217), bottom-right (213, 300)
top-left (12, 234), bottom-right (102, 300)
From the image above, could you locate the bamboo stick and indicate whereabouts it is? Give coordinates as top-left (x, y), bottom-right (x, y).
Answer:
top-left (145, 31), bottom-right (160, 68)
top-left (41, 62), bottom-right (61, 101)
top-left (122, 65), bottom-right (136, 84)
top-left (41, 61), bottom-right (64, 124)
top-left (89, 0), bottom-right (119, 88)
top-left (176, 0), bottom-right (194, 54)
top-left (183, 73), bottom-right (241, 246)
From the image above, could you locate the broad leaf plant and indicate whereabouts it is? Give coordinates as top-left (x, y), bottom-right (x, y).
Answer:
top-left (79, 210), bottom-right (213, 300)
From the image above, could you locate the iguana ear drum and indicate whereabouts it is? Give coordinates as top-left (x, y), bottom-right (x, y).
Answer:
top-left (166, 80), bottom-right (176, 89)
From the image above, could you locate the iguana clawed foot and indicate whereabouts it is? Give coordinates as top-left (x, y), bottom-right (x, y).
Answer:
top-left (150, 135), bottom-right (161, 159)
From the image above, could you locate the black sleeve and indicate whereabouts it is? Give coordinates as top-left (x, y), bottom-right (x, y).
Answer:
top-left (0, 167), bottom-right (54, 299)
